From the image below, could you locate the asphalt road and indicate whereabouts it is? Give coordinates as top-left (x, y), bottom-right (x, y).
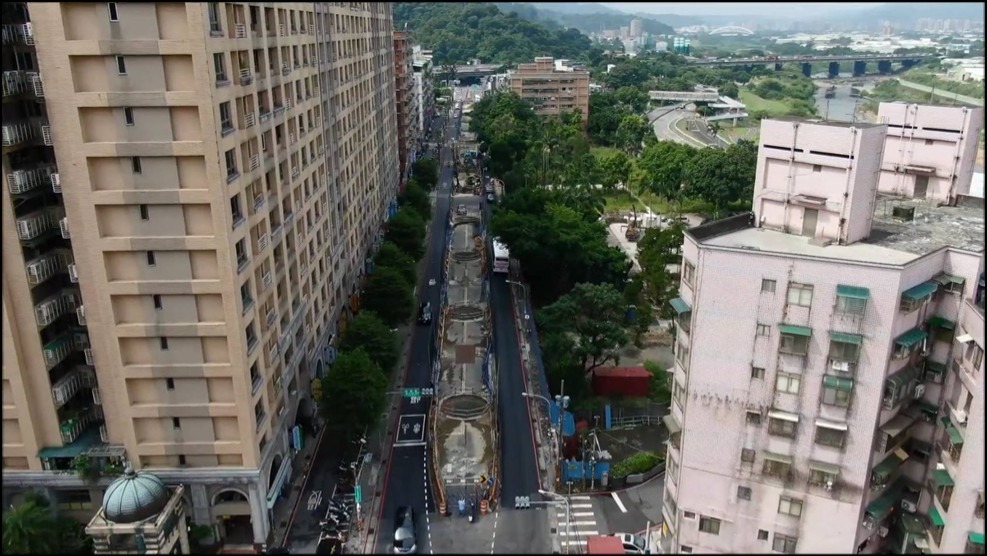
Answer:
top-left (650, 106), bottom-right (709, 148)
top-left (372, 112), bottom-right (459, 554)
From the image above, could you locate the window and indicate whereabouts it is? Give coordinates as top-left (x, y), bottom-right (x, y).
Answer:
top-left (775, 372), bottom-right (801, 395)
top-left (746, 411), bottom-right (762, 425)
top-left (172, 417), bottom-right (181, 429)
top-left (56, 490), bottom-right (93, 511)
top-left (160, 337), bottom-right (169, 350)
top-left (683, 511), bottom-right (697, 520)
top-left (246, 323), bottom-right (258, 349)
top-left (208, 2), bottom-right (222, 32)
top-left (761, 279), bottom-right (776, 293)
top-left (741, 448), bottom-right (756, 463)
top-left (116, 55), bottom-right (127, 74)
top-left (131, 156), bottom-right (142, 174)
top-left (828, 336), bottom-right (860, 363)
top-left (107, 2), bottom-right (119, 21)
top-left (214, 52), bottom-right (228, 83)
top-left (758, 530), bottom-right (769, 541)
top-left (821, 376), bottom-right (853, 407)
top-left (146, 251), bottom-right (156, 266)
top-left (786, 283), bottom-right (813, 307)
top-left (757, 324), bottom-right (770, 336)
top-left (682, 261), bottom-right (695, 286)
top-left (763, 457), bottom-right (792, 479)
top-left (220, 101), bottom-right (233, 133)
top-left (836, 294), bottom-right (867, 316)
top-left (225, 149), bottom-right (238, 179)
top-left (737, 486), bottom-right (752, 501)
top-left (769, 416), bottom-right (797, 438)
top-left (924, 138), bottom-right (934, 146)
top-left (779, 330), bottom-right (810, 356)
top-left (235, 239), bottom-right (248, 265)
top-left (680, 547), bottom-right (693, 554)
top-left (808, 464), bottom-right (839, 488)
top-left (778, 496), bottom-right (803, 517)
top-left (230, 195), bottom-right (243, 224)
top-left (178, 455), bottom-right (187, 466)
top-left (153, 294), bottom-right (162, 309)
top-left (124, 107), bottom-right (135, 126)
top-left (815, 426), bottom-right (846, 449)
top-left (751, 366), bottom-right (765, 380)
top-left (138, 204), bottom-right (149, 220)
top-left (772, 534), bottom-right (798, 553)
top-left (812, 164), bottom-right (822, 172)
top-left (166, 378), bottom-right (175, 390)
top-left (698, 516), bottom-right (721, 535)
top-left (251, 363), bottom-right (262, 392)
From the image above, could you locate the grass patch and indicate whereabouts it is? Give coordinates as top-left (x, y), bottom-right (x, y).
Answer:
top-left (738, 88), bottom-right (793, 117)
top-left (603, 190), bottom-right (639, 211)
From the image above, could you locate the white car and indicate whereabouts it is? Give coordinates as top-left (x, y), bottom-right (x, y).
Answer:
top-left (610, 533), bottom-right (647, 554)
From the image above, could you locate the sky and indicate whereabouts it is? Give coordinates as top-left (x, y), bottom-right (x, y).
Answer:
top-left (601, 2), bottom-right (884, 17)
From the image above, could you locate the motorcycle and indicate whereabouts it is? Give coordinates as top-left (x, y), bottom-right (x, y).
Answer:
top-left (468, 501), bottom-right (476, 524)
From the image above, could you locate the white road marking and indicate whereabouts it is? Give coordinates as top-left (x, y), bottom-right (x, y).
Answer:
top-left (611, 492), bottom-right (628, 513)
top-left (567, 521), bottom-right (598, 527)
top-left (570, 503), bottom-right (593, 509)
top-left (570, 495), bottom-right (592, 500)
top-left (571, 512), bottom-right (595, 517)
top-left (561, 540), bottom-right (588, 546)
top-left (491, 511), bottom-right (499, 554)
top-left (559, 530), bottom-right (599, 536)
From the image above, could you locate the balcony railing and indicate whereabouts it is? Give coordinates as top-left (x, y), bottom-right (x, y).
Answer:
top-left (262, 271), bottom-right (273, 290)
top-left (25, 250), bottom-right (71, 285)
top-left (59, 217), bottom-right (71, 239)
top-left (1, 23), bottom-right (34, 46)
top-left (43, 333), bottom-right (75, 370)
top-left (17, 207), bottom-right (64, 241)
top-left (35, 290), bottom-right (79, 327)
top-left (59, 406), bottom-right (99, 445)
top-left (6, 165), bottom-right (55, 195)
top-left (239, 66), bottom-right (252, 85)
top-left (51, 366), bottom-right (93, 408)
top-left (266, 308), bottom-right (278, 328)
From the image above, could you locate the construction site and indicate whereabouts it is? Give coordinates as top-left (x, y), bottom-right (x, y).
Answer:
top-left (428, 189), bottom-right (500, 517)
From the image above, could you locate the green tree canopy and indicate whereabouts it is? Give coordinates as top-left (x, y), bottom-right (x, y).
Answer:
top-left (373, 241), bottom-right (417, 286)
top-left (638, 141), bottom-right (697, 202)
top-left (320, 349), bottom-right (388, 440)
top-left (636, 223), bottom-right (686, 318)
top-left (597, 149), bottom-right (632, 191)
top-left (385, 206), bottom-right (427, 261)
top-left (400, 179), bottom-right (432, 222)
top-left (683, 140), bottom-right (757, 214)
top-left (361, 266), bottom-right (415, 328)
top-left (614, 114), bottom-right (651, 155)
top-left (340, 311), bottom-right (400, 377)
top-left (2, 492), bottom-right (92, 555)
top-left (411, 157), bottom-right (440, 190)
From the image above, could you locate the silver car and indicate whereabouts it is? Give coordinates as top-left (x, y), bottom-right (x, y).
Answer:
top-left (393, 506), bottom-right (417, 554)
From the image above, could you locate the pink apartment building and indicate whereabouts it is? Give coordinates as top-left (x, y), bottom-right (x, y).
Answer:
top-left (662, 118), bottom-right (985, 554)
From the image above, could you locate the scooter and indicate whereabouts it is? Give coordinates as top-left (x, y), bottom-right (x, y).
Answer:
top-left (325, 510), bottom-right (351, 523)
top-left (468, 501), bottom-right (476, 524)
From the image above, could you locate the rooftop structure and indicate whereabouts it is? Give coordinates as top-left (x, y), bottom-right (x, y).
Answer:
top-left (86, 470), bottom-right (190, 554)
top-left (509, 57), bottom-right (590, 127)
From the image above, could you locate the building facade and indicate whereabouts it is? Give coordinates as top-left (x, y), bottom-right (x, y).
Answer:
top-left (662, 118), bottom-right (985, 554)
top-left (508, 56), bottom-right (590, 127)
top-left (392, 29), bottom-right (418, 187)
top-left (877, 102), bottom-right (983, 205)
top-left (2, 1), bottom-right (399, 549)
top-left (412, 55), bottom-right (434, 147)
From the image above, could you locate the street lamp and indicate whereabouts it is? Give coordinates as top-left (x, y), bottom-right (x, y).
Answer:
top-left (539, 489), bottom-right (572, 554)
top-left (505, 280), bottom-right (530, 323)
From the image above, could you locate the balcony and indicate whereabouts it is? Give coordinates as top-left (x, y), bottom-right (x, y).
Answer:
top-left (6, 165), bottom-right (56, 195)
top-left (35, 290), bottom-right (79, 327)
top-left (51, 366), bottom-right (96, 408)
top-left (257, 233), bottom-right (269, 253)
top-left (59, 217), bottom-right (71, 239)
top-left (245, 112), bottom-right (256, 128)
top-left (17, 207), bottom-right (64, 242)
top-left (25, 250), bottom-right (71, 285)
top-left (262, 271), bottom-right (273, 290)
top-left (239, 66), bottom-right (253, 86)
top-left (1, 23), bottom-right (34, 46)
top-left (59, 406), bottom-right (100, 445)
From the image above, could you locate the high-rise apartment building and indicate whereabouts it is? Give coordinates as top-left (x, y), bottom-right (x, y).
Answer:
top-left (393, 30), bottom-right (419, 185)
top-left (2, 1), bottom-right (398, 549)
top-left (877, 102), bottom-right (982, 205)
top-left (629, 18), bottom-right (643, 38)
top-left (662, 118), bottom-right (985, 554)
top-left (509, 57), bottom-right (590, 127)
top-left (412, 55), bottom-right (434, 145)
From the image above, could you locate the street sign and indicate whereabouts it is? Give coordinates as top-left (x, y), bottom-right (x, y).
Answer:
top-left (354, 485), bottom-right (362, 504)
top-left (395, 414), bottom-right (427, 445)
top-left (403, 388), bottom-right (420, 398)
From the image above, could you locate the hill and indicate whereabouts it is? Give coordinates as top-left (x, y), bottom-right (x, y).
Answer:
top-left (495, 2), bottom-right (675, 36)
top-left (394, 2), bottom-right (601, 66)
top-left (528, 2), bottom-right (622, 15)
top-left (834, 2), bottom-right (984, 26)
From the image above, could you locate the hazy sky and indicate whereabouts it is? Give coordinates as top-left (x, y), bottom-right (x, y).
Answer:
top-left (602, 2), bottom-right (884, 16)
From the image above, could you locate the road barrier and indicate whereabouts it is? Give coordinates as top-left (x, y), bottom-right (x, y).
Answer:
top-left (480, 499), bottom-right (488, 515)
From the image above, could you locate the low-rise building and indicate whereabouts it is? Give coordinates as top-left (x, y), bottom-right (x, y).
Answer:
top-left (509, 57), bottom-right (590, 127)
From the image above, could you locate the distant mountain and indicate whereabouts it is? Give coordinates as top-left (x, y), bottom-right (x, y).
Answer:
top-left (830, 2), bottom-right (984, 25)
top-left (528, 2), bottom-right (623, 15)
top-left (495, 2), bottom-right (675, 36)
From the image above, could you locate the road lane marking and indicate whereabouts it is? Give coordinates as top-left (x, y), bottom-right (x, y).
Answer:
top-left (559, 530), bottom-right (599, 536)
top-left (570, 503), bottom-right (593, 509)
top-left (561, 540), bottom-right (588, 546)
top-left (570, 495), bottom-right (591, 500)
top-left (571, 512), bottom-right (595, 517)
top-left (611, 492), bottom-right (628, 513)
top-left (567, 521), bottom-right (598, 526)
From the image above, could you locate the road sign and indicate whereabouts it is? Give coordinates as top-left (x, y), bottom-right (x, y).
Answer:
top-left (403, 388), bottom-right (420, 398)
top-left (307, 490), bottom-right (322, 511)
top-left (354, 485), bottom-right (362, 504)
top-left (395, 414), bottom-right (427, 445)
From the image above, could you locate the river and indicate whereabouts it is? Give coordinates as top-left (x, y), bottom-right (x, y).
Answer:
top-left (811, 75), bottom-right (881, 123)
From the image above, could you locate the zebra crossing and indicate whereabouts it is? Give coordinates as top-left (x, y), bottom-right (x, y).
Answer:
top-left (557, 495), bottom-right (600, 548)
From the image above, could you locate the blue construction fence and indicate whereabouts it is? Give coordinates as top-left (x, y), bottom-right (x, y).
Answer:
top-left (561, 458), bottom-right (612, 483)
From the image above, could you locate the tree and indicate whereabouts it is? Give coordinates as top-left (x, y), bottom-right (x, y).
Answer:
top-left (385, 206), bottom-right (426, 261)
top-left (411, 158), bottom-right (440, 191)
top-left (361, 266), bottom-right (415, 328)
top-left (400, 179), bottom-right (432, 222)
top-left (537, 282), bottom-right (630, 376)
top-left (320, 349), bottom-right (388, 440)
top-left (597, 150), bottom-right (632, 191)
top-left (638, 141), bottom-right (696, 203)
top-left (644, 360), bottom-right (671, 404)
top-left (373, 241), bottom-right (416, 286)
top-left (340, 311), bottom-right (400, 376)
top-left (614, 114), bottom-right (651, 155)
top-left (623, 274), bottom-right (655, 346)
top-left (636, 223), bottom-right (685, 318)
top-left (683, 140), bottom-right (757, 214)
top-left (2, 492), bottom-right (92, 555)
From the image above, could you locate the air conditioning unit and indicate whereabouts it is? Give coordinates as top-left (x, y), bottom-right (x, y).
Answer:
top-left (824, 480), bottom-right (834, 491)
top-left (901, 499), bottom-right (917, 513)
top-left (831, 360), bottom-right (850, 372)
top-left (878, 526), bottom-right (889, 538)
top-left (99, 424), bottom-right (109, 442)
top-left (913, 384), bottom-right (926, 399)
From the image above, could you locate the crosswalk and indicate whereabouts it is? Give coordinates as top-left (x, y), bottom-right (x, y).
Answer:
top-left (557, 495), bottom-right (599, 548)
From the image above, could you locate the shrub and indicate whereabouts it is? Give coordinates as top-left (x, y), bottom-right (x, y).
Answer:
top-left (610, 451), bottom-right (664, 479)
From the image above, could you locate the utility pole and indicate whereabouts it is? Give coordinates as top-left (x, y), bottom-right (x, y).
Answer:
top-left (555, 381), bottom-right (570, 487)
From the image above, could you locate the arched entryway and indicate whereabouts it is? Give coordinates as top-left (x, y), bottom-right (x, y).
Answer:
top-left (211, 489), bottom-right (252, 545)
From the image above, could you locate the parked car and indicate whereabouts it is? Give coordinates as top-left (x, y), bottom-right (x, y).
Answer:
top-left (393, 506), bottom-right (417, 554)
top-left (417, 302), bottom-right (432, 325)
top-left (610, 533), bottom-right (647, 554)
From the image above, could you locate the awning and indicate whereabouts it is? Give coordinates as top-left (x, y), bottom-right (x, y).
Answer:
top-left (941, 415), bottom-right (952, 427)
top-left (823, 375), bottom-right (854, 391)
top-left (37, 427), bottom-right (101, 459)
top-left (956, 333), bottom-right (974, 344)
top-left (886, 365), bottom-right (922, 392)
top-left (763, 451), bottom-right (792, 464)
top-left (895, 328), bottom-right (927, 348)
top-left (779, 323), bottom-right (812, 337)
top-left (836, 284), bottom-right (870, 299)
top-left (932, 272), bottom-right (964, 287)
top-left (815, 419), bottom-right (848, 431)
top-left (946, 426), bottom-right (964, 445)
top-left (969, 531), bottom-right (984, 545)
top-left (662, 414), bottom-right (682, 436)
top-left (829, 331), bottom-right (863, 345)
top-left (768, 410), bottom-right (800, 423)
top-left (929, 506), bottom-right (945, 527)
top-left (925, 360), bottom-right (947, 374)
top-left (927, 315), bottom-right (956, 330)
top-left (872, 451), bottom-right (908, 481)
top-left (880, 413), bottom-right (917, 437)
top-left (866, 480), bottom-right (905, 520)
top-left (912, 399), bottom-right (939, 417)
top-left (902, 281), bottom-right (938, 301)
top-left (669, 297), bottom-right (691, 315)
top-left (931, 469), bottom-right (955, 488)
top-left (900, 513), bottom-right (926, 536)
top-left (808, 460), bottom-right (841, 475)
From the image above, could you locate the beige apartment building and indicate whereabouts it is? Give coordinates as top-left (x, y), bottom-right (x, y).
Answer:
top-left (2, 1), bottom-right (398, 549)
top-left (509, 56), bottom-right (590, 126)
top-left (662, 118), bottom-right (985, 554)
top-left (393, 30), bottom-right (419, 186)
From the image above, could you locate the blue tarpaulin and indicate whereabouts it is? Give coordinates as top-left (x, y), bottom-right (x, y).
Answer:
top-left (549, 402), bottom-right (576, 437)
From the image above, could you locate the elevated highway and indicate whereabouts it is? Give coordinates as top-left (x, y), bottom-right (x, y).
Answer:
top-left (688, 53), bottom-right (928, 67)
top-left (452, 64), bottom-right (501, 79)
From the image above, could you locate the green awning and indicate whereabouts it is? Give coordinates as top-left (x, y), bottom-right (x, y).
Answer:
top-left (886, 366), bottom-right (922, 392)
top-left (947, 426), bottom-right (964, 445)
top-left (872, 451), bottom-right (907, 481)
top-left (829, 331), bottom-right (863, 345)
top-left (866, 480), bottom-right (905, 520)
top-left (941, 415), bottom-right (952, 427)
top-left (808, 460), bottom-right (841, 475)
top-left (927, 315), bottom-right (956, 330)
top-left (932, 273), bottom-right (964, 287)
top-left (970, 532), bottom-right (985, 545)
top-left (669, 297), bottom-right (691, 315)
top-left (779, 324), bottom-right (812, 337)
top-left (925, 360), bottom-right (947, 374)
top-left (900, 513), bottom-right (926, 536)
top-left (902, 281), bottom-right (938, 301)
top-left (37, 427), bottom-right (101, 459)
top-left (763, 451), bottom-right (793, 464)
top-left (837, 284), bottom-right (870, 299)
top-left (823, 375), bottom-right (854, 391)
top-left (929, 506), bottom-right (945, 527)
top-left (913, 399), bottom-right (938, 416)
top-left (895, 328), bottom-right (927, 348)
top-left (931, 469), bottom-right (955, 488)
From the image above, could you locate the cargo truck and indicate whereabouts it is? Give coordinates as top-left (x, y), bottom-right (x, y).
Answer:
top-left (587, 535), bottom-right (626, 554)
